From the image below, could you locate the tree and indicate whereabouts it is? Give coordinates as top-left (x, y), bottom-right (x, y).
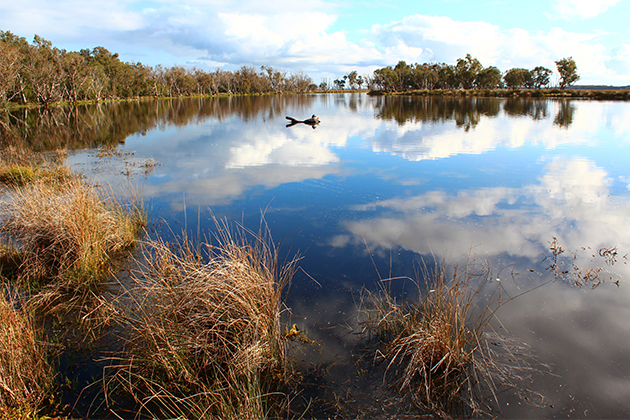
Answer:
top-left (555, 57), bottom-right (579, 89)
top-left (412, 63), bottom-right (439, 90)
top-left (476, 66), bottom-right (502, 89)
top-left (503, 68), bottom-right (531, 89)
top-left (27, 35), bottom-right (65, 105)
top-left (61, 51), bottom-right (88, 102)
top-left (345, 70), bottom-right (359, 89)
top-left (454, 54), bottom-right (482, 89)
top-left (0, 40), bottom-right (22, 102)
top-left (286, 70), bottom-right (312, 93)
top-left (531, 66), bottom-right (552, 89)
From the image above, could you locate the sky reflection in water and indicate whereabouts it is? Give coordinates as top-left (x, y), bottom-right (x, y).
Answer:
top-left (70, 94), bottom-right (630, 418)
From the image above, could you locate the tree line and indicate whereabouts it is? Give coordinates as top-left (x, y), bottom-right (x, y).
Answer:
top-left (367, 54), bottom-right (580, 92)
top-left (0, 31), bottom-right (317, 106)
top-left (0, 30), bottom-right (583, 106)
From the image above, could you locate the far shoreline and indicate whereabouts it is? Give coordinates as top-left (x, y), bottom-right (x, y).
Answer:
top-left (2, 87), bottom-right (630, 112)
top-left (367, 87), bottom-right (630, 100)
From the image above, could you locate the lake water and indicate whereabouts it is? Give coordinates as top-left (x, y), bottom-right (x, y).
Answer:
top-left (12, 93), bottom-right (630, 417)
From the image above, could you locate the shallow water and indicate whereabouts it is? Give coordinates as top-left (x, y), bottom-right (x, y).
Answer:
top-left (18, 93), bottom-right (630, 417)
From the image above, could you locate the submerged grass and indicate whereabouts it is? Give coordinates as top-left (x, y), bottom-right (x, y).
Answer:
top-left (0, 288), bottom-right (55, 417)
top-left (0, 163), bottom-right (73, 187)
top-left (107, 218), bottom-right (301, 419)
top-left (0, 174), bottom-right (146, 290)
top-left (360, 258), bottom-right (503, 418)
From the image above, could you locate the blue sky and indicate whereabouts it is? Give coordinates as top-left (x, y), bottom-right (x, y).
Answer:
top-left (1, 0), bottom-right (628, 85)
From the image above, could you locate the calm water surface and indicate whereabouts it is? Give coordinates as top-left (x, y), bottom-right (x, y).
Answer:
top-left (58, 94), bottom-right (630, 418)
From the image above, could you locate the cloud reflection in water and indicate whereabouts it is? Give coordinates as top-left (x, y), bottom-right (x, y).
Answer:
top-left (67, 95), bottom-right (630, 417)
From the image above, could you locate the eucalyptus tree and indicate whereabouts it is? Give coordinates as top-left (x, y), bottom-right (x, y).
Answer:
top-left (193, 68), bottom-right (215, 96)
top-left (346, 70), bottom-right (360, 89)
top-left (0, 31), bottom-right (31, 103)
top-left (85, 65), bottom-right (107, 101)
top-left (27, 35), bottom-right (65, 105)
top-left (0, 39), bottom-right (22, 102)
top-left (356, 75), bottom-right (364, 89)
top-left (531, 66), bottom-right (552, 89)
top-left (286, 70), bottom-right (312, 93)
top-left (476, 66), bottom-right (503, 89)
top-left (436, 63), bottom-right (458, 89)
top-left (261, 66), bottom-right (286, 92)
top-left (503, 68), bottom-right (532, 89)
top-left (412, 63), bottom-right (439, 90)
top-left (81, 46), bottom-right (126, 99)
top-left (61, 51), bottom-right (89, 103)
top-left (213, 68), bottom-right (234, 94)
top-left (555, 57), bottom-right (579, 88)
top-left (455, 54), bottom-right (483, 89)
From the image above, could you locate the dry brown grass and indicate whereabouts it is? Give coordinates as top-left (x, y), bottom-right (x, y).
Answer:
top-left (360, 259), bottom-right (502, 417)
top-left (107, 218), bottom-right (300, 419)
top-left (0, 288), bottom-right (55, 416)
top-left (0, 175), bottom-right (145, 289)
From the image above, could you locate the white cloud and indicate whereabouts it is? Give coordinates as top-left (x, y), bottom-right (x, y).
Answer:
top-left (1, 1), bottom-right (628, 84)
top-left (552, 0), bottom-right (622, 19)
top-left (367, 17), bottom-right (617, 84)
top-left (337, 157), bottom-right (630, 268)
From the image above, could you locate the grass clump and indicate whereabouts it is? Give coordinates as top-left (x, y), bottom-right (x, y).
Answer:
top-left (0, 165), bottom-right (37, 186)
top-left (0, 164), bottom-right (74, 187)
top-left (108, 219), bottom-right (300, 419)
top-left (0, 174), bottom-right (145, 289)
top-left (361, 260), bottom-right (500, 418)
top-left (0, 289), bottom-right (55, 417)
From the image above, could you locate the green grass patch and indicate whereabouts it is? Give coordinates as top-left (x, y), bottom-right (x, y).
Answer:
top-left (0, 163), bottom-right (74, 187)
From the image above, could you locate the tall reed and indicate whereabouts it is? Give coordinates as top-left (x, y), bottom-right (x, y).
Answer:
top-left (0, 288), bottom-right (55, 416)
top-left (108, 218), bottom-right (300, 419)
top-left (0, 175), bottom-right (145, 289)
top-left (360, 259), bottom-right (501, 417)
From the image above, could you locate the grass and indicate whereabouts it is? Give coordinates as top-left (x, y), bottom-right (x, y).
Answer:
top-left (0, 288), bottom-right (55, 417)
top-left (106, 218), bottom-right (301, 419)
top-left (0, 164), bottom-right (73, 187)
top-left (0, 172), bottom-right (146, 290)
top-left (0, 146), bottom-right (71, 187)
top-left (359, 258), bottom-right (502, 418)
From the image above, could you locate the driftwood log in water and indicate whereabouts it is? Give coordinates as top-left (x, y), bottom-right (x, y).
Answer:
top-left (286, 115), bottom-right (320, 128)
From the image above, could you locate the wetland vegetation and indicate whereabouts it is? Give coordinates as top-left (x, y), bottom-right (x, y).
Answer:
top-left (0, 148), bottom-right (514, 419)
top-left (1, 92), bottom-right (629, 419)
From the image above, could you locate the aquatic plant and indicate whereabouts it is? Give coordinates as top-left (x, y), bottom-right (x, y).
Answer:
top-left (0, 174), bottom-right (145, 289)
top-left (106, 218), bottom-right (301, 419)
top-left (360, 258), bottom-right (502, 417)
top-left (0, 289), bottom-right (55, 416)
top-left (0, 161), bottom-right (74, 187)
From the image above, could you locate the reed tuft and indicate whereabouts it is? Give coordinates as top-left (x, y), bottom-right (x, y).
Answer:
top-left (108, 218), bottom-right (300, 419)
top-left (361, 259), bottom-right (500, 417)
top-left (0, 289), bottom-right (55, 415)
top-left (0, 175), bottom-right (145, 288)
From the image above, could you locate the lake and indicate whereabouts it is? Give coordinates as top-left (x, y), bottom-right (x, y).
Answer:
top-left (8, 93), bottom-right (630, 417)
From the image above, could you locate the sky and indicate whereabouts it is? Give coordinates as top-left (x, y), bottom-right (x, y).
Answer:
top-left (0, 0), bottom-right (628, 85)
